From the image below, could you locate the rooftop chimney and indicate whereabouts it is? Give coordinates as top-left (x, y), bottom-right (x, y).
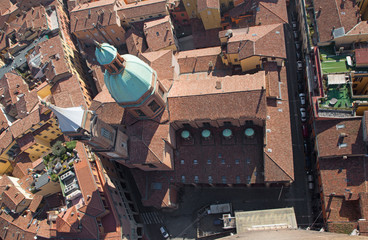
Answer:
top-left (215, 81), bottom-right (222, 89)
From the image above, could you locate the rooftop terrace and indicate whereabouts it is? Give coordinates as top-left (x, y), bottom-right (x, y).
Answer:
top-left (320, 46), bottom-right (350, 75)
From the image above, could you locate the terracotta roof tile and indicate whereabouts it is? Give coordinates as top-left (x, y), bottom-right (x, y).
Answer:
top-left (144, 16), bottom-right (177, 51)
top-left (12, 159), bottom-right (32, 179)
top-left (51, 75), bottom-right (88, 109)
top-left (0, 109), bottom-right (9, 133)
top-left (89, 101), bottom-right (124, 126)
top-left (125, 28), bottom-right (147, 55)
top-left (0, 72), bottom-right (28, 108)
top-left (70, 0), bottom-right (121, 33)
top-left (355, 48), bottom-right (368, 66)
top-left (0, 128), bottom-right (14, 153)
top-left (117, 0), bottom-right (167, 20)
top-left (347, 21), bottom-right (368, 35)
top-left (2, 186), bottom-right (25, 211)
top-left (177, 47), bottom-right (223, 74)
top-left (226, 24), bottom-right (286, 60)
top-left (314, 0), bottom-right (361, 42)
top-left (191, 18), bottom-right (221, 48)
top-left (10, 107), bottom-right (42, 138)
top-left (127, 121), bottom-right (173, 167)
top-left (229, 0), bottom-right (287, 26)
top-left (315, 117), bottom-right (365, 158)
top-left (319, 156), bottom-right (368, 223)
top-left (197, 0), bottom-right (220, 12)
top-left (15, 90), bottom-right (39, 119)
top-left (28, 194), bottom-right (43, 213)
top-left (141, 50), bottom-right (176, 90)
top-left (74, 142), bottom-right (106, 217)
top-left (263, 66), bottom-right (293, 181)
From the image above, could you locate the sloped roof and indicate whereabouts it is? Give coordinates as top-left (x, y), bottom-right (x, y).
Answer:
top-left (197, 0), bottom-right (220, 12)
top-left (227, 24), bottom-right (286, 60)
top-left (315, 117), bottom-right (365, 158)
top-left (314, 0), bottom-right (361, 42)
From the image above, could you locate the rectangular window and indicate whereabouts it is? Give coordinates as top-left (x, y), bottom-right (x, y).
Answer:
top-left (193, 159), bottom-right (198, 165)
top-left (207, 159), bottom-right (211, 164)
top-left (158, 86), bottom-right (165, 98)
top-left (194, 176), bottom-right (199, 183)
top-left (135, 109), bottom-right (146, 117)
top-left (180, 159), bottom-right (185, 164)
top-left (101, 128), bottom-right (113, 140)
top-left (236, 176), bottom-right (241, 183)
top-left (203, 122), bottom-right (211, 128)
top-left (235, 159), bottom-right (240, 164)
top-left (148, 100), bottom-right (160, 112)
top-left (222, 176), bottom-right (226, 184)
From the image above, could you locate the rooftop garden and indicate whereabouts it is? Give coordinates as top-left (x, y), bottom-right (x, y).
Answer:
top-left (319, 46), bottom-right (350, 75)
top-left (43, 140), bottom-right (77, 182)
top-left (319, 84), bottom-right (353, 110)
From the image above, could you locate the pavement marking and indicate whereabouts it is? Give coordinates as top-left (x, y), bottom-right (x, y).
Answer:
top-left (142, 212), bottom-right (163, 225)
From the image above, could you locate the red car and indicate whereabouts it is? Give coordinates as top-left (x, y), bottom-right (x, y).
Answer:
top-left (302, 124), bottom-right (308, 138)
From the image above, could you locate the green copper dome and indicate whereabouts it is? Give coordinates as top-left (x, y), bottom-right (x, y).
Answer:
top-left (104, 54), bottom-right (156, 105)
top-left (95, 43), bottom-right (117, 65)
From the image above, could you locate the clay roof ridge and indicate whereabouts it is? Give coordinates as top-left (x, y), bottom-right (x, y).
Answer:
top-left (258, 2), bottom-right (288, 23)
top-left (264, 152), bottom-right (294, 181)
top-left (168, 88), bottom-right (263, 98)
top-left (333, 0), bottom-right (343, 28)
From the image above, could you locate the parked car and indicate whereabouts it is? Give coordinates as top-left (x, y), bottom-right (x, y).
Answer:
top-left (302, 124), bottom-right (308, 138)
top-left (297, 61), bottom-right (303, 71)
top-left (296, 52), bottom-right (301, 60)
top-left (299, 93), bottom-right (306, 105)
top-left (292, 21), bottom-right (297, 30)
top-left (295, 42), bottom-right (301, 50)
top-left (160, 226), bottom-right (169, 239)
top-left (298, 83), bottom-right (304, 92)
top-left (293, 31), bottom-right (298, 40)
top-left (300, 108), bottom-right (306, 122)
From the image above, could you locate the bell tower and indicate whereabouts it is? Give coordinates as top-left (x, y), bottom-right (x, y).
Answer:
top-left (46, 103), bottom-right (128, 159)
top-left (95, 42), bottom-right (167, 119)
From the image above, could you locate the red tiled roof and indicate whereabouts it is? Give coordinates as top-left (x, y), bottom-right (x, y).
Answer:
top-left (319, 156), bottom-right (368, 223)
top-left (74, 142), bottom-right (106, 217)
top-left (0, 109), bottom-right (9, 133)
top-left (226, 24), bottom-right (286, 60)
top-left (89, 100), bottom-right (124, 126)
top-left (51, 75), bottom-right (88, 109)
top-left (144, 16), bottom-right (176, 51)
top-left (191, 18), bottom-right (221, 48)
top-left (347, 21), bottom-right (368, 35)
top-left (314, 0), bottom-right (361, 42)
top-left (141, 50), bottom-right (175, 90)
top-left (197, 0), bottom-right (220, 12)
top-left (355, 48), bottom-right (368, 66)
top-left (177, 47), bottom-right (223, 74)
top-left (28, 194), bottom-right (43, 213)
top-left (0, 72), bottom-right (29, 108)
top-left (2, 186), bottom-right (25, 211)
top-left (125, 28), bottom-right (147, 55)
top-left (12, 159), bottom-right (32, 179)
top-left (70, 0), bottom-right (122, 33)
top-left (117, 0), bottom-right (167, 20)
top-left (10, 107), bottom-right (42, 138)
top-left (15, 90), bottom-right (39, 119)
top-left (264, 65), bottom-right (294, 182)
top-left (168, 72), bottom-right (267, 122)
top-left (127, 121), bottom-right (173, 167)
top-left (0, 128), bottom-right (14, 153)
top-left (315, 117), bottom-right (365, 158)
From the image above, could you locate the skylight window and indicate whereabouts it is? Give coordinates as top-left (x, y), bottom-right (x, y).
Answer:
top-left (336, 124), bottom-right (345, 130)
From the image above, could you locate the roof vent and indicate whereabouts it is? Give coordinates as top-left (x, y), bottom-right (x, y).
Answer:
top-left (87, 195), bottom-right (91, 201)
top-left (343, 155), bottom-right (348, 160)
top-left (267, 148), bottom-right (272, 153)
top-left (225, 29), bottom-right (233, 38)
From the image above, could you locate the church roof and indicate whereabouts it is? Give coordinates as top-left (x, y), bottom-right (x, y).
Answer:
top-left (95, 43), bottom-right (117, 65)
top-left (47, 104), bottom-right (85, 133)
top-left (104, 54), bottom-right (154, 105)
